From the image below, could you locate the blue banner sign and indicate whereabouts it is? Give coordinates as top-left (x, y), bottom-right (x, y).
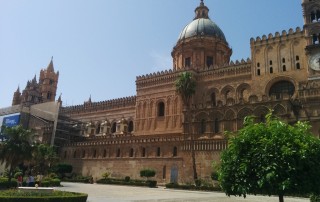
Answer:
top-left (2, 114), bottom-right (20, 127)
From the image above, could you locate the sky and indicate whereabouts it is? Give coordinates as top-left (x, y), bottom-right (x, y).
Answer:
top-left (0, 0), bottom-right (303, 108)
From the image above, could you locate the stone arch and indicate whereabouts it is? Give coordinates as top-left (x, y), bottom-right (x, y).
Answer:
top-left (273, 104), bottom-right (286, 115)
top-left (224, 109), bottom-right (236, 132)
top-left (253, 106), bottom-right (270, 122)
top-left (156, 99), bottom-right (166, 117)
top-left (265, 76), bottom-right (297, 99)
top-left (248, 95), bottom-right (259, 103)
top-left (237, 107), bottom-right (253, 129)
top-left (221, 85), bottom-right (235, 105)
top-left (236, 83), bottom-right (251, 103)
top-left (206, 88), bottom-right (219, 106)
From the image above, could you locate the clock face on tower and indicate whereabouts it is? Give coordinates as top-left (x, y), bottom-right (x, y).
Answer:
top-left (309, 52), bottom-right (320, 71)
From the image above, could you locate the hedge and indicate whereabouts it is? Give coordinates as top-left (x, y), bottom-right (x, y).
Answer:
top-left (97, 178), bottom-right (157, 188)
top-left (0, 190), bottom-right (87, 202)
top-left (165, 183), bottom-right (222, 192)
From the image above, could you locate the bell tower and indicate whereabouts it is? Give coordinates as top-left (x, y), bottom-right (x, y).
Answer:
top-left (302, 0), bottom-right (320, 79)
top-left (39, 57), bottom-right (59, 102)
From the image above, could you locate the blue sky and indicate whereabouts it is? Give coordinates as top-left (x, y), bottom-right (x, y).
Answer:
top-left (0, 0), bottom-right (302, 108)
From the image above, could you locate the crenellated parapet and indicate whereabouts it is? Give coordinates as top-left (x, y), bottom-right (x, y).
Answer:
top-left (199, 58), bottom-right (252, 80)
top-left (250, 27), bottom-right (303, 46)
top-left (136, 68), bottom-right (184, 89)
top-left (60, 96), bottom-right (136, 114)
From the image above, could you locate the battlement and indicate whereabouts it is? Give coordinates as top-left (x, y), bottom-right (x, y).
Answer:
top-left (250, 27), bottom-right (303, 45)
top-left (60, 96), bottom-right (136, 114)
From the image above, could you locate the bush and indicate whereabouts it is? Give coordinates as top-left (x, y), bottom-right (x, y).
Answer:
top-left (140, 169), bottom-right (156, 178)
top-left (195, 179), bottom-right (202, 187)
top-left (124, 176), bottom-right (130, 182)
top-left (0, 178), bottom-right (17, 189)
top-left (62, 175), bottom-right (91, 184)
top-left (146, 180), bottom-right (157, 188)
top-left (0, 190), bottom-right (87, 202)
top-left (311, 194), bottom-right (320, 202)
top-left (211, 172), bottom-right (219, 181)
top-left (40, 178), bottom-right (61, 187)
top-left (165, 182), bottom-right (222, 192)
top-left (97, 178), bottom-right (156, 188)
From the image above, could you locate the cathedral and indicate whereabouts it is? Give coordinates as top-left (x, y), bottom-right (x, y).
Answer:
top-left (6, 0), bottom-right (320, 183)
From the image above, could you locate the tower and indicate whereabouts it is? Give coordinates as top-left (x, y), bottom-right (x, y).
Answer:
top-left (302, 0), bottom-right (320, 79)
top-left (39, 58), bottom-right (59, 102)
top-left (171, 0), bottom-right (232, 70)
top-left (12, 86), bottom-right (21, 105)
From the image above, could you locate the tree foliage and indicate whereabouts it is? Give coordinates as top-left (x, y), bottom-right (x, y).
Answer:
top-left (140, 169), bottom-right (156, 178)
top-left (0, 125), bottom-right (34, 182)
top-left (32, 143), bottom-right (59, 174)
top-left (219, 113), bottom-right (320, 202)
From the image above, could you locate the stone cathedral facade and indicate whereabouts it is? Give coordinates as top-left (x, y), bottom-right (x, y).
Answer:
top-left (12, 0), bottom-right (320, 183)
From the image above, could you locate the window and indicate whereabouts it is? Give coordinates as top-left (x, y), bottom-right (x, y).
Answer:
top-left (282, 58), bottom-right (285, 63)
top-left (128, 121), bottom-right (134, 132)
top-left (163, 166), bottom-right (166, 179)
top-left (211, 92), bottom-right (216, 106)
top-left (283, 65), bottom-right (286, 71)
top-left (111, 122), bottom-right (116, 133)
top-left (296, 63), bottom-right (301, 69)
top-left (185, 57), bottom-right (191, 67)
top-left (73, 151), bottom-right (77, 158)
top-left (173, 147), bottom-right (177, 157)
top-left (96, 123), bottom-right (101, 134)
top-left (93, 150), bottom-right (96, 158)
top-left (269, 80), bottom-right (295, 99)
top-left (200, 119), bottom-right (206, 134)
top-left (157, 147), bottom-right (161, 157)
top-left (47, 92), bottom-right (52, 99)
top-left (130, 148), bottom-right (134, 157)
top-left (257, 62), bottom-right (260, 67)
top-left (270, 60), bottom-right (273, 65)
top-left (296, 55), bottom-right (300, 61)
top-left (82, 150), bottom-right (86, 158)
top-left (270, 67), bottom-right (273, 73)
top-left (158, 102), bottom-right (165, 117)
top-left (49, 79), bottom-right (54, 85)
top-left (116, 148), bottom-right (121, 157)
top-left (206, 56), bottom-right (213, 67)
top-left (214, 118), bottom-right (219, 133)
top-left (257, 69), bottom-right (261, 76)
top-left (103, 149), bottom-right (107, 158)
top-left (142, 147), bottom-right (146, 157)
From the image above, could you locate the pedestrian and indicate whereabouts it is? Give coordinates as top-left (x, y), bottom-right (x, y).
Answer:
top-left (17, 175), bottom-right (22, 187)
top-left (28, 174), bottom-right (35, 187)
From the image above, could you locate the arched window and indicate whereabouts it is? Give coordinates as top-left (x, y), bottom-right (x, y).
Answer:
top-left (257, 69), bottom-right (261, 76)
top-left (173, 146), bottom-right (177, 157)
top-left (282, 58), bottom-right (285, 63)
top-left (130, 148), bottom-right (134, 157)
top-left (257, 62), bottom-right (260, 67)
top-left (269, 60), bottom-right (273, 65)
top-left (214, 118), bottom-right (219, 133)
top-left (103, 149), bottom-right (107, 158)
top-left (296, 63), bottom-right (300, 69)
top-left (282, 65), bottom-right (286, 71)
top-left (158, 102), bottom-right (165, 117)
top-left (206, 56), bottom-right (213, 67)
top-left (296, 55), bottom-right (300, 61)
top-left (163, 166), bottom-right (167, 179)
top-left (270, 67), bottom-right (273, 73)
top-left (269, 81), bottom-right (295, 100)
top-left (128, 121), bottom-right (134, 132)
top-left (93, 150), bottom-right (96, 158)
top-left (96, 123), bottom-right (101, 134)
top-left (157, 147), bottom-right (161, 157)
top-left (200, 119), bottom-right (206, 134)
top-left (211, 92), bottom-right (216, 106)
top-left (142, 147), bottom-right (146, 157)
top-left (111, 122), bottom-right (116, 133)
top-left (82, 150), bottom-right (86, 158)
top-left (116, 148), bottom-right (121, 157)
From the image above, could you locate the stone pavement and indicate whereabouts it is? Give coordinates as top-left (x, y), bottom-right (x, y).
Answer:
top-left (56, 182), bottom-right (309, 202)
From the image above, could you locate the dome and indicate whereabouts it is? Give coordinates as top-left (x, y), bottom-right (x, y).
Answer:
top-left (178, 18), bottom-right (227, 43)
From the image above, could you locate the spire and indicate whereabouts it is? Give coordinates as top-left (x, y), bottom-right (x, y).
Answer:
top-left (16, 86), bottom-right (20, 93)
top-left (194, 0), bottom-right (209, 19)
top-left (47, 56), bottom-right (54, 72)
top-left (88, 95), bottom-right (92, 103)
top-left (57, 93), bottom-right (62, 103)
top-left (32, 75), bottom-right (37, 83)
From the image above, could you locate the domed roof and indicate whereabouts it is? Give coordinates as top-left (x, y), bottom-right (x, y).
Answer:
top-left (178, 18), bottom-right (227, 43)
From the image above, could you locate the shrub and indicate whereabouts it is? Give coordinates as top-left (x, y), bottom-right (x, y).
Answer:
top-left (195, 179), bottom-right (202, 187)
top-left (211, 172), bottom-right (219, 181)
top-left (0, 190), bottom-right (87, 202)
top-left (140, 169), bottom-right (156, 178)
top-left (311, 194), bottom-right (320, 202)
top-left (146, 180), bottom-right (157, 188)
top-left (0, 178), bottom-right (17, 189)
top-left (124, 176), bottom-right (130, 182)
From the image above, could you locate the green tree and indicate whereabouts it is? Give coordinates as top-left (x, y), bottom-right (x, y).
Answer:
top-left (0, 125), bottom-right (34, 182)
top-left (219, 113), bottom-right (320, 202)
top-left (32, 143), bottom-right (59, 175)
top-left (140, 169), bottom-right (156, 180)
top-left (175, 71), bottom-right (197, 181)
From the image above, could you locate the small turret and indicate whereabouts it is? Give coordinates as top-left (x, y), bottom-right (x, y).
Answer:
top-left (12, 86), bottom-right (21, 106)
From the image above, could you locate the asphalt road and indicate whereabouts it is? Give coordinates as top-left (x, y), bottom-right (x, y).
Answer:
top-left (56, 182), bottom-right (309, 202)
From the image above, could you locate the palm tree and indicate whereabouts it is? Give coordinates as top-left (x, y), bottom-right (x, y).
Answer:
top-left (175, 71), bottom-right (198, 181)
top-left (0, 125), bottom-right (34, 182)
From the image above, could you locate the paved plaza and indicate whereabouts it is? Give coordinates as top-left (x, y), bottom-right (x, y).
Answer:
top-left (56, 182), bottom-right (309, 202)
